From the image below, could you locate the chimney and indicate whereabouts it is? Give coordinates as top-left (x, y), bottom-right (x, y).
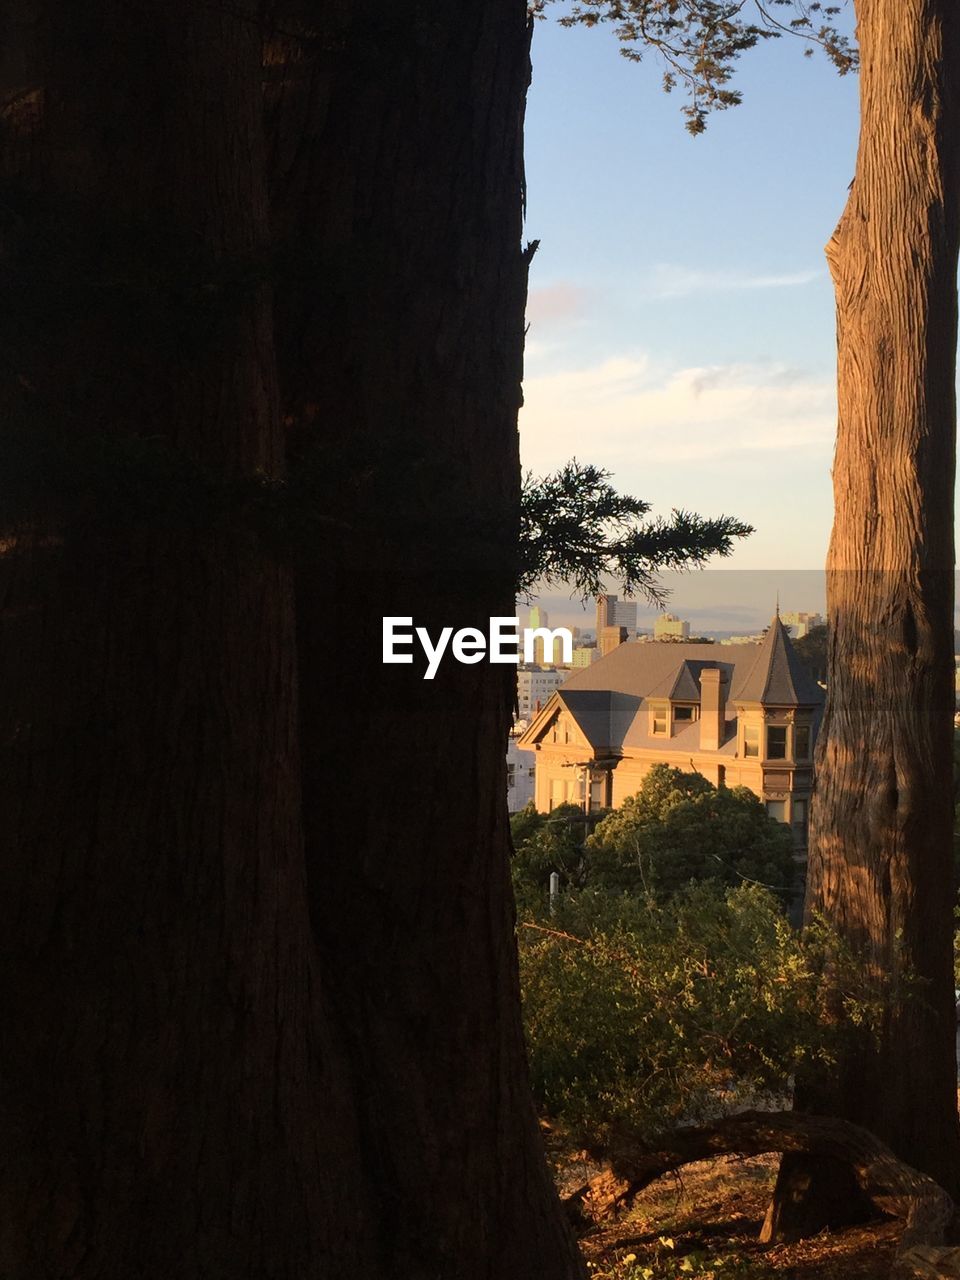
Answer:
top-left (699, 667), bottom-right (726, 750)
top-left (599, 625), bottom-right (628, 657)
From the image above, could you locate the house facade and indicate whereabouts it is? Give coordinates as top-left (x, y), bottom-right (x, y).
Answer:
top-left (517, 615), bottom-right (823, 848)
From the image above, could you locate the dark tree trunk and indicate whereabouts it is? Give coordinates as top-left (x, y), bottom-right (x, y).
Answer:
top-left (0, 4), bottom-right (371, 1274)
top-left (0, 2), bottom-right (584, 1276)
top-left (770, 0), bottom-right (960, 1238)
top-left (265, 4), bottom-right (586, 1277)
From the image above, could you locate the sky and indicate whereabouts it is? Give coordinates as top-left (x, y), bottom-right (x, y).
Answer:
top-left (520, 4), bottom-right (862, 590)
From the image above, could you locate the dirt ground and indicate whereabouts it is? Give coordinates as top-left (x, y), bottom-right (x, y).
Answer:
top-left (556, 1151), bottom-right (898, 1280)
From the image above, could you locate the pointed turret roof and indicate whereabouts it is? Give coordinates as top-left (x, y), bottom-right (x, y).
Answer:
top-left (735, 615), bottom-right (823, 706)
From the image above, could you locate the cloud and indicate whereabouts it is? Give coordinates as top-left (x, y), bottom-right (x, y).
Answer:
top-left (519, 353), bottom-right (835, 473)
top-left (645, 264), bottom-right (822, 300)
top-left (525, 282), bottom-right (591, 329)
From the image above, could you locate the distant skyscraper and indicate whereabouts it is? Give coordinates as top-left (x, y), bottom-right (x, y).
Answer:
top-left (596, 595), bottom-right (614, 635)
top-left (596, 594), bottom-right (631, 656)
top-left (528, 605), bottom-right (557, 665)
top-left (570, 646), bottom-right (599, 669)
top-left (612, 599), bottom-right (637, 632)
top-left (780, 610), bottom-right (825, 639)
top-left (654, 613), bottom-right (690, 641)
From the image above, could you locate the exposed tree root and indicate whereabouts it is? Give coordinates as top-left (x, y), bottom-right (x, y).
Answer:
top-left (563, 1110), bottom-right (956, 1277)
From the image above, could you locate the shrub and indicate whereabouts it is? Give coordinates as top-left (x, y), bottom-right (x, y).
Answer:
top-left (584, 766), bottom-right (796, 905)
top-left (518, 882), bottom-right (880, 1146)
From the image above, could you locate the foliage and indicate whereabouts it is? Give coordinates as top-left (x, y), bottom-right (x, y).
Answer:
top-left (518, 460), bottom-right (753, 602)
top-left (510, 768), bottom-right (796, 913)
top-left (510, 802), bottom-right (601, 916)
top-left (518, 881), bottom-right (882, 1146)
top-left (584, 765), bottom-right (796, 903)
top-left (792, 624), bottom-right (827, 685)
top-left (536, 0), bottom-right (857, 135)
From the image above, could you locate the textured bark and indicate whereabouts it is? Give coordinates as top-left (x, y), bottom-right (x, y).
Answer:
top-left (564, 1110), bottom-right (955, 1273)
top-left (0, 2), bottom-right (583, 1276)
top-left (265, 5), bottom-right (586, 1278)
top-left (0, 4), bottom-right (370, 1275)
top-left (771, 0), bottom-right (960, 1236)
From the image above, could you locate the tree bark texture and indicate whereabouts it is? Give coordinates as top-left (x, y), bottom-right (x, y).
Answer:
top-left (0, 2), bottom-right (585, 1276)
top-left (264, 4), bottom-right (586, 1276)
top-left (776, 0), bottom-right (960, 1228)
top-left (0, 3), bottom-right (368, 1275)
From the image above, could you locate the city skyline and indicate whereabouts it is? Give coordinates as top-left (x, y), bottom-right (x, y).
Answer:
top-left (522, 569), bottom-right (828, 634)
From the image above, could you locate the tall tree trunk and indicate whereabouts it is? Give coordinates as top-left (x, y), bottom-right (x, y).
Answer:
top-left (768, 0), bottom-right (960, 1238)
top-left (0, 4), bottom-right (371, 1274)
top-left (265, 4), bottom-right (587, 1276)
top-left (0, 2), bottom-right (583, 1274)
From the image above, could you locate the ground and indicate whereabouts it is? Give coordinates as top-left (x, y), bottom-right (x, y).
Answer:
top-left (554, 1150), bottom-right (898, 1280)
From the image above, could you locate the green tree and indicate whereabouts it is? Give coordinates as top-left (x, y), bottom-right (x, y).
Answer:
top-left (519, 883), bottom-right (877, 1144)
top-left (540, 0), bottom-right (855, 134)
top-left (511, 802), bottom-right (606, 914)
top-left (584, 766), bottom-right (796, 902)
top-left (792, 624), bottom-right (828, 685)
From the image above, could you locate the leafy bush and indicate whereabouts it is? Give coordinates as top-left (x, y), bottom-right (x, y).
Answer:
top-left (510, 802), bottom-right (599, 916)
top-left (510, 766), bottom-right (797, 913)
top-left (584, 766), bottom-right (796, 904)
top-left (518, 882), bottom-right (880, 1146)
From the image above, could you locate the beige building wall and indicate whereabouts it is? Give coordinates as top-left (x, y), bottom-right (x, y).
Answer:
top-left (523, 702), bottom-right (815, 844)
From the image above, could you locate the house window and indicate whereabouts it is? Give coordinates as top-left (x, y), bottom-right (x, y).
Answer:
top-left (743, 724), bottom-right (760, 757)
top-left (673, 705), bottom-right (695, 722)
top-left (767, 726), bottom-right (788, 760)
top-left (793, 797), bottom-right (808, 833)
top-left (651, 703), bottom-right (668, 735)
top-left (795, 724), bottom-right (811, 760)
top-left (766, 799), bottom-right (788, 823)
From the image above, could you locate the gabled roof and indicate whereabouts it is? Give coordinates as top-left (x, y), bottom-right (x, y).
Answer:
top-left (554, 689), bottom-right (614, 751)
top-left (561, 641), bottom-right (746, 700)
top-left (519, 617), bottom-right (822, 758)
top-left (518, 688), bottom-right (643, 754)
top-left (735, 616), bottom-right (824, 706)
top-left (648, 658), bottom-right (716, 702)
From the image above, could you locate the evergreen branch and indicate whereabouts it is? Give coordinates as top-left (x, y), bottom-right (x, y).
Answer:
top-left (518, 459), bottom-right (753, 601)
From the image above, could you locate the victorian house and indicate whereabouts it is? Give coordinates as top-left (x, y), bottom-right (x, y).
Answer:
top-left (517, 614), bottom-right (823, 848)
